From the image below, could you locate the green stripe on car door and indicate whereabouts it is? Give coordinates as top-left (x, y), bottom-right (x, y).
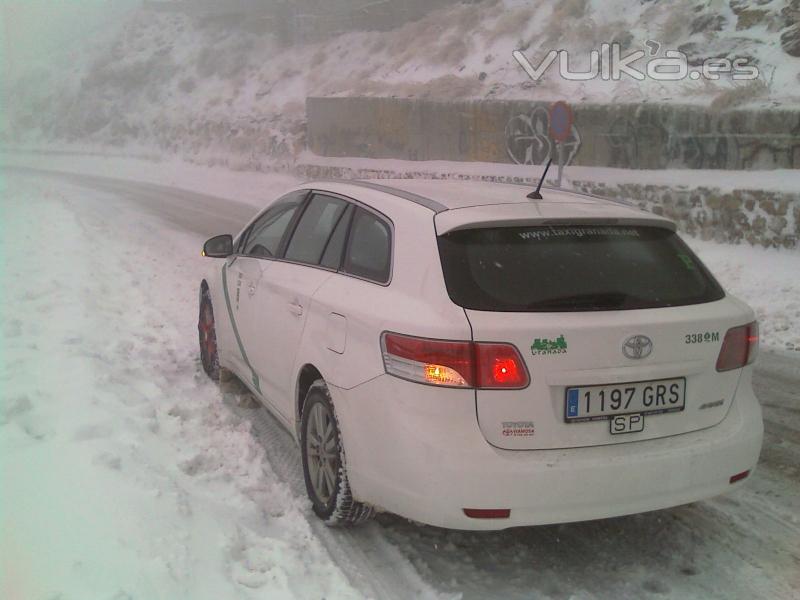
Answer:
top-left (221, 263), bottom-right (261, 393)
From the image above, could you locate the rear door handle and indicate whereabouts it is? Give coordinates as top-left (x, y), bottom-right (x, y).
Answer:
top-left (288, 302), bottom-right (304, 316)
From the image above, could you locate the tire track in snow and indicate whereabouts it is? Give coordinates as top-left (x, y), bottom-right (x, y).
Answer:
top-left (222, 384), bottom-right (454, 600)
top-left (4, 165), bottom-right (257, 237)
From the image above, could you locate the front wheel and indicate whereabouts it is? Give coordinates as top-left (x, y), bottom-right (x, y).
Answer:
top-left (300, 380), bottom-right (374, 526)
top-left (198, 287), bottom-right (220, 381)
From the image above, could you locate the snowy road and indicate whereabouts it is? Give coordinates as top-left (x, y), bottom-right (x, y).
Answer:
top-left (2, 167), bottom-right (798, 600)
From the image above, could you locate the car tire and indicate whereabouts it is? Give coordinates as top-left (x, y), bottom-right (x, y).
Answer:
top-left (300, 380), bottom-right (374, 526)
top-left (198, 287), bottom-right (220, 381)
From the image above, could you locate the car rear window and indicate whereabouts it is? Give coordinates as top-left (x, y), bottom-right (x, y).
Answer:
top-left (437, 225), bottom-right (725, 312)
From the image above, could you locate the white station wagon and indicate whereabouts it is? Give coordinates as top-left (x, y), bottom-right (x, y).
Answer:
top-left (198, 179), bottom-right (763, 530)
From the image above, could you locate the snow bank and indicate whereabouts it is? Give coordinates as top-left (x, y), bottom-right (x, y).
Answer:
top-left (0, 174), bottom-right (362, 599)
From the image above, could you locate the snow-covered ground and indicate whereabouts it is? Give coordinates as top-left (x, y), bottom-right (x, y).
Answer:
top-left (1, 158), bottom-right (798, 599)
top-left (0, 175), bottom-right (363, 599)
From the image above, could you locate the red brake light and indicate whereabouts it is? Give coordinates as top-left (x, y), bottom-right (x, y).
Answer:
top-left (475, 343), bottom-right (529, 388)
top-left (381, 333), bottom-right (529, 389)
top-left (716, 321), bottom-right (759, 372)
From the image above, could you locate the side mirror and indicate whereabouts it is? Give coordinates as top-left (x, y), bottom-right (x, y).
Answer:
top-left (202, 234), bottom-right (233, 258)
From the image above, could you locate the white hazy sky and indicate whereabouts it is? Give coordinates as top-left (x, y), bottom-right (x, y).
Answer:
top-left (2, 0), bottom-right (138, 81)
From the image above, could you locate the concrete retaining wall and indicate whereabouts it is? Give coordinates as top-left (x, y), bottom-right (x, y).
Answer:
top-left (306, 97), bottom-right (800, 170)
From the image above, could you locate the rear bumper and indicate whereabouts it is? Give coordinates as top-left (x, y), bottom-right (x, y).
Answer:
top-left (332, 372), bottom-right (763, 530)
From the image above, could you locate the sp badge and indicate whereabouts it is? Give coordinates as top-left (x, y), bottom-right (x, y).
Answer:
top-left (610, 413), bottom-right (644, 435)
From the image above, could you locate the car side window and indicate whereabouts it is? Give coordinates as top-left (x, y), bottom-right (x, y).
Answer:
top-left (241, 193), bottom-right (305, 258)
top-left (320, 205), bottom-right (353, 270)
top-left (284, 194), bottom-right (349, 265)
top-left (343, 208), bottom-right (392, 284)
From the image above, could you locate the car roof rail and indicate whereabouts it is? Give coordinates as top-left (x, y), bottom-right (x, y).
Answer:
top-left (343, 179), bottom-right (448, 213)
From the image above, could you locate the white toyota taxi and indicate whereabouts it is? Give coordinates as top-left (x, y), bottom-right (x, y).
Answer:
top-left (198, 179), bottom-right (763, 530)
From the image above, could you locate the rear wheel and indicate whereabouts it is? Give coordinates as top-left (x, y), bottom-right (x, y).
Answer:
top-left (300, 380), bottom-right (374, 526)
top-left (198, 287), bottom-right (220, 381)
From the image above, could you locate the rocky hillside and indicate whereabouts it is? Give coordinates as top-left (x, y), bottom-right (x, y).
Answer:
top-left (5, 0), bottom-right (800, 165)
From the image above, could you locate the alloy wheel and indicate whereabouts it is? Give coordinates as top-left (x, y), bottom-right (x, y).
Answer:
top-left (305, 401), bottom-right (339, 504)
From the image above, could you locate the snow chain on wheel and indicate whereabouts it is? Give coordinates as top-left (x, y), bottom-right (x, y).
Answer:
top-left (300, 380), bottom-right (374, 526)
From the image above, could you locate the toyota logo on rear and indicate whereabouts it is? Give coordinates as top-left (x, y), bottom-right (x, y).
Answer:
top-left (622, 335), bottom-right (653, 359)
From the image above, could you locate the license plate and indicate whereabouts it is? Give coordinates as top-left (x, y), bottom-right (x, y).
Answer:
top-left (565, 377), bottom-right (686, 422)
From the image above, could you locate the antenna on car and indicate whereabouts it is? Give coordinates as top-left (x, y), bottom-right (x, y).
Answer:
top-left (527, 101), bottom-right (574, 200)
top-left (527, 158), bottom-right (552, 200)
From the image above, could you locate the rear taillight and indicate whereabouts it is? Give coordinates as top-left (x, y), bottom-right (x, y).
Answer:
top-left (716, 321), bottom-right (759, 372)
top-left (382, 333), bottom-right (473, 386)
top-left (474, 343), bottom-right (528, 388)
top-left (381, 332), bottom-right (529, 389)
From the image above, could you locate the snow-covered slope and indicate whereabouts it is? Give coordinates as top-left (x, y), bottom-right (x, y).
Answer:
top-left (5, 0), bottom-right (800, 160)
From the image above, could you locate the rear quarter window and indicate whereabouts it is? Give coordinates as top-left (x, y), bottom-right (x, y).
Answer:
top-left (343, 208), bottom-right (392, 284)
top-left (437, 225), bottom-right (725, 312)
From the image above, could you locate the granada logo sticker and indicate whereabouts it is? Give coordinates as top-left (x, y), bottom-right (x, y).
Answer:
top-left (502, 421), bottom-right (535, 437)
top-left (531, 335), bottom-right (568, 356)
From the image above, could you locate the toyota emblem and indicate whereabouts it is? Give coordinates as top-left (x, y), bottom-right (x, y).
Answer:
top-left (622, 335), bottom-right (653, 359)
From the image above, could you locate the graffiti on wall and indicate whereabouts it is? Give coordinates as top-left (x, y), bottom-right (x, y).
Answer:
top-left (505, 106), bottom-right (581, 165)
top-left (605, 113), bottom-right (800, 170)
top-left (307, 96), bottom-right (800, 170)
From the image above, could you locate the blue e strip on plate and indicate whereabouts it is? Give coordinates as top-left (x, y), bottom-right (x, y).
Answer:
top-left (567, 388), bottom-right (580, 418)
